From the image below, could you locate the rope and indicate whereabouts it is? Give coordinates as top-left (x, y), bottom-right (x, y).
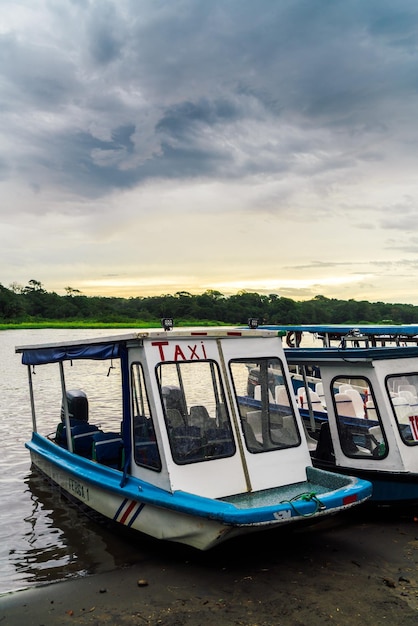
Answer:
top-left (280, 491), bottom-right (326, 517)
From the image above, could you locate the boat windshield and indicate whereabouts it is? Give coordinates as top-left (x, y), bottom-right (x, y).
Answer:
top-left (157, 360), bottom-right (236, 464)
top-left (331, 375), bottom-right (387, 459)
top-left (386, 373), bottom-right (418, 446)
top-left (229, 357), bottom-right (301, 453)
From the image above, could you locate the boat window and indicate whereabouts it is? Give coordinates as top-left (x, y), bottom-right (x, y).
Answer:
top-left (229, 358), bottom-right (301, 453)
top-left (156, 360), bottom-right (236, 465)
top-left (331, 376), bottom-right (387, 459)
top-left (131, 363), bottom-right (162, 470)
top-left (385, 374), bottom-right (418, 446)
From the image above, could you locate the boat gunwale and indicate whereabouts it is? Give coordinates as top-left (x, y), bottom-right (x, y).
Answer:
top-left (27, 433), bottom-right (371, 524)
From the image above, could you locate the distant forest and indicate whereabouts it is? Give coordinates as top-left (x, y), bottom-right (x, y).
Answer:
top-left (1, 279), bottom-right (418, 326)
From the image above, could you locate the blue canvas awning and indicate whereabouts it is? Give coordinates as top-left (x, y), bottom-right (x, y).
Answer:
top-left (19, 342), bottom-right (121, 365)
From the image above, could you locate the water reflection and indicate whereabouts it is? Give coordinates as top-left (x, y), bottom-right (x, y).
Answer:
top-left (6, 467), bottom-right (157, 594)
top-left (0, 328), bottom-right (143, 594)
top-left (18, 471), bottom-right (110, 584)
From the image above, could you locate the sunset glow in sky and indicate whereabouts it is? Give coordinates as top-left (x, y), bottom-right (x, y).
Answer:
top-left (2, 1), bottom-right (418, 303)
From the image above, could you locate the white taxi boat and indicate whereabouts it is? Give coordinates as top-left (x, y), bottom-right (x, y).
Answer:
top-left (16, 325), bottom-right (371, 550)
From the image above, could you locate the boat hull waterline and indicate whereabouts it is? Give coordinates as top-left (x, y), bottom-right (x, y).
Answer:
top-left (27, 433), bottom-right (371, 550)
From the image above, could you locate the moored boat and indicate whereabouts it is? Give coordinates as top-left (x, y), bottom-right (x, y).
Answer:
top-left (16, 325), bottom-right (371, 550)
top-left (256, 324), bottom-right (418, 505)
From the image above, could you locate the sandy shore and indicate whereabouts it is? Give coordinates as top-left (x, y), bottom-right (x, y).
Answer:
top-left (2, 506), bottom-right (418, 626)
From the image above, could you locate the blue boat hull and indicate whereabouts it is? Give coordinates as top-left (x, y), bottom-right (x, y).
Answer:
top-left (311, 457), bottom-right (418, 505)
top-left (26, 433), bottom-right (372, 549)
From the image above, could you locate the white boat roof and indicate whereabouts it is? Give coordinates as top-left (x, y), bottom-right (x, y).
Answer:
top-left (262, 324), bottom-right (418, 337)
top-left (16, 327), bottom-right (282, 366)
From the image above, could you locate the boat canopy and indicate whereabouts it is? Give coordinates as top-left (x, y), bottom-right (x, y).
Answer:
top-left (285, 345), bottom-right (418, 364)
top-left (17, 341), bottom-right (122, 366)
top-left (261, 324), bottom-right (418, 337)
top-left (16, 328), bottom-right (281, 366)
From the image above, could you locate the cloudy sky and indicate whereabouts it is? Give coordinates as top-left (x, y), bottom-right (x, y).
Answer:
top-left (2, 1), bottom-right (418, 304)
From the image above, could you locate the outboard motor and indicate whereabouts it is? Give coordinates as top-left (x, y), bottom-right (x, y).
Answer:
top-left (61, 389), bottom-right (89, 423)
top-left (161, 385), bottom-right (185, 415)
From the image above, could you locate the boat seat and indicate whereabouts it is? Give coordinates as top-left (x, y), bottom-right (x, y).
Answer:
top-left (166, 408), bottom-right (185, 428)
top-left (56, 418), bottom-right (93, 445)
top-left (254, 385), bottom-right (274, 403)
top-left (315, 382), bottom-right (326, 406)
top-left (205, 427), bottom-right (235, 457)
top-left (170, 425), bottom-right (202, 462)
top-left (161, 385), bottom-right (185, 415)
top-left (399, 390), bottom-right (416, 404)
top-left (297, 387), bottom-right (326, 412)
top-left (58, 422), bottom-right (101, 457)
top-left (392, 396), bottom-right (411, 423)
top-left (246, 410), bottom-right (263, 442)
top-left (275, 385), bottom-right (290, 407)
top-left (241, 420), bottom-right (263, 452)
top-left (308, 389), bottom-right (326, 413)
top-left (344, 388), bottom-right (366, 418)
top-left (334, 393), bottom-right (358, 418)
top-left (398, 384), bottom-right (417, 397)
top-left (189, 405), bottom-right (213, 431)
top-left (92, 431), bottom-right (124, 469)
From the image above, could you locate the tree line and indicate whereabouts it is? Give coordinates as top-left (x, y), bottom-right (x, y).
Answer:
top-left (1, 279), bottom-right (417, 325)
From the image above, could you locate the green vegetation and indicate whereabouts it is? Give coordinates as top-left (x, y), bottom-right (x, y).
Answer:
top-left (1, 279), bottom-right (417, 328)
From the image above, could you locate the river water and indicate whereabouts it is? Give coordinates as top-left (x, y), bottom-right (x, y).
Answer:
top-left (0, 328), bottom-right (156, 596)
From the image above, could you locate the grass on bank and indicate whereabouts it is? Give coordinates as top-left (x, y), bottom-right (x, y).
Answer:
top-left (0, 319), bottom-right (230, 330)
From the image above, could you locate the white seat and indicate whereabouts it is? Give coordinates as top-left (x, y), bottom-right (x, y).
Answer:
top-left (315, 382), bottom-right (326, 406)
top-left (399, 390), bottom-right (416, 404)
top-left (254, 385), bottom-right (274, 403)
top-left (344, 388), bottom-right (365, 419)
top-left (398, 384), bottom-right (417, 397)
top-left (339, 383), bottom-right (353, 393)
top-left (247, 410), bottom-right (262, 443)
top-left (334, 393), bottom-right (358, 418)
top-left (297, 387), bottom-right (326, 412)
top-left (392, 396), bottom-right (411, 423)
top-left (275, 385), bottom-right (290, 406)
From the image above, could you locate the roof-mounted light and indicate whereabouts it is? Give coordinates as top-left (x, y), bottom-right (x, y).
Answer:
top-left (161, 318), bottom-right (173, 332)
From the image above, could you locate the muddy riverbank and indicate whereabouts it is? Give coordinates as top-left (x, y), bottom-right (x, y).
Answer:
top-left (2, 506), bottom-right (418, 625)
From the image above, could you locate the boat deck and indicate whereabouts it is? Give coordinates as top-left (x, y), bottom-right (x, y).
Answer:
top-left (221, 468), bottom-right (351, 508)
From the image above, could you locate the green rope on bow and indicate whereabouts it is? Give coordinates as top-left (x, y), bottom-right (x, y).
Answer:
top-left (280, 492), bottom-right (326, 517)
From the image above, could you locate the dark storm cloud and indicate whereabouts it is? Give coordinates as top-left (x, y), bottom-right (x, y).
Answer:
top-left (1, 0), bottom-right (418, 202)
